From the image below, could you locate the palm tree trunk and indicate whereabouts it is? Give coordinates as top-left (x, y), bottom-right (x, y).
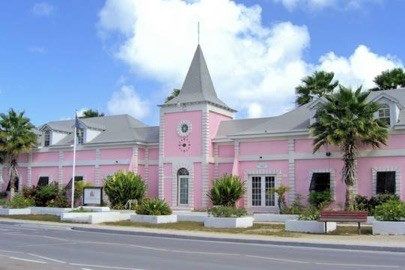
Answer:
top-left (343, 142), bottom-right (357, 211)
top-left (8, 158), bottom-right (18, 199)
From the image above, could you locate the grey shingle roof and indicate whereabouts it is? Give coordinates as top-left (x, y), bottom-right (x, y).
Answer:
top-left (216, 88), bottom-right (405, 139)
top-left (163, 45), bottom-right (235, 112)
top-left (42, 115), bottom-right (158, 147)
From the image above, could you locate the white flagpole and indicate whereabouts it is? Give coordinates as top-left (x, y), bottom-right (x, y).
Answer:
top-left (71, 113), bottom-right (78, 209)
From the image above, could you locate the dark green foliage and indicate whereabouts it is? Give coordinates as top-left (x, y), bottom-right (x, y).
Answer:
top-left (207, 174), bottom-right (246, 207)
top-left (34, 182), bottom-right (59, 206)
top-left (136, 198), bottom-right (172, 215)
top-left (208, 206), bottom-right (248, 217)
top-left (371, 68), bottom-right (405, 91)
top-left (282, 194), bottom-right (305, 215)
top-left (295, 71), bottom-right (339, 106)
top-left (79, 109), bottom-right (105, 118)
top-left (298, 207), bottom-right (320, 221)
top-left (374, 200), bottom-right (405, 221)
top-left (6, 194), bottom-right (35, 208)
top-left (354, 194), bottom-right (400, 215)
top-left (46, 189), bottom-right (70, 208)
top-left (165, 88), bottom-right (180, 102)
top-left (310, 86), bottom-right (388, 210)
top-left (308, 191), bottom-right (332, 210)
top-left (104, 171), bottom-right (147, 209)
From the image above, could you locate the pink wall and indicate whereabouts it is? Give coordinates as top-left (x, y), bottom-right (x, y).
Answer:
top-left (163, 110), bottom-right (202, 157)
top-left (218, 163), bottom-right (233, 178)
top-left (193, 163), bottom-right (203, 209)
top-left (75, 150), bottom-right (96, 161)
top-left (148, 148), bottom-right (159, 160)
top-left (209, 112), bottom-right (232, 157)
top-left (147, 165), bottom-right (159, 198)
top-left (99, 148), bottom-right (132, 159)
top-left (31, 167), bottom-right (59, 186)
top-left (239, 140), bottom-right (289, 155)
top-left (99, 165), bottom-right (129, 182)
top-left (218, 144), bottom-right (234, 158)
top-left (138, 148), bottom-right (145, 160)
top-left (32, 151), bottom-right (59, 163)
top-left (17, 154), bottom-right (29, 163)
top-left (62, 166), bottom-right (95, 185)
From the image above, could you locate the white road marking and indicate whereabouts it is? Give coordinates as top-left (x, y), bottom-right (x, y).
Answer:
top-left (10, 256), bottom-right (46, 264)
top-left (129, 244), bottom-right (168, 252)
top-left (246, 254), bottom-right (309, 264)
top-left (315, 262), bottom-right (400, 268)
top-left (70, 263), bottom-right (145, 270)
top-left (28, 253), bottom-right (67, 264)
top-left (170, 249), bottom-right (238, 256)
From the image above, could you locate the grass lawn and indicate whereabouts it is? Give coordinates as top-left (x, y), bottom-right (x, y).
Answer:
top-left (0, 215), bottom-right (372, 237)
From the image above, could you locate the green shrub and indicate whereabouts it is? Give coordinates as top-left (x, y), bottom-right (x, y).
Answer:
top-left (268, 184), bottom-right (291, 213)
top-left (47, 189), bottom-right (69, 208)
top-left (355, 194), bottom-right (400, 215)
top-left (298, 207), bottom-right (320, 221)
top-left (207, 174), bottom-right (246, 207)
top-left (136, 198), bottom-right (172, 215)
top-left (208, 206), bottom-right (248, 217)
top-left (6, 194), bottom-right (35, 208)
top-left (104, 171), bottom-right (147, 209)
top-left (34, 182), bottom-right (59, 206)
top-left (282, 194), bottom-right (305, 215)
top-left (308, 191), bottom-right (332, 210)
top-left (374, 200), bottom-right (405, 221)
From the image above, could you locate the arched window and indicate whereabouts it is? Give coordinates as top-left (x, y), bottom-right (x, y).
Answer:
top-left (177, 168), bottom-right (189, 205)
top-left (378, 104), bottom-right (391, 125)
top-left (44, 130), bottom-right (51, 146)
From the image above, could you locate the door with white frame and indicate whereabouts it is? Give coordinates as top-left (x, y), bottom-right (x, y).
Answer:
top-left (177, 168), bottom-right (189, 206)
top-left (249, 175), bottom-right (276, 211)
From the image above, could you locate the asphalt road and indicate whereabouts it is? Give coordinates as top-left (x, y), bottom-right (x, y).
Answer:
top-left (0, 222), bottom-right (404, 270)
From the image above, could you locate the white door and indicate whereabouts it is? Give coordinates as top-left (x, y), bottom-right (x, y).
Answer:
top-left (251, 175), bottom-right (275, 207)
top-left (178, 176), bottom-right (189, 205)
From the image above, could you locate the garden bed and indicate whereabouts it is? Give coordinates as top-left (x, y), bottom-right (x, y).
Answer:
top-left (204, 216), bottom-right (254, 228)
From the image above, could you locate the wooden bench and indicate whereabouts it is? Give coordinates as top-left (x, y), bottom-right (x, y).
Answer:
top-left (319, 211), bottom-right (368, 234)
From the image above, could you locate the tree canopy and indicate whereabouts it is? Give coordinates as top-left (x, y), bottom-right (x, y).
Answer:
top-left (371, 68), bottom-right (405, 91)
top-left (165, 88), bottom-right (180, 103)
top-left (309, 86), bottom-right (388, 210)
top-left (80, 109), bottom-right (105, 118)
top-left (295, 71), bottom-right (339, 106)
top-left (0, 109), bottom-right (37, 197)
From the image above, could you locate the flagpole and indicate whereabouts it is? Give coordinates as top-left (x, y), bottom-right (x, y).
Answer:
top-left (71, 112), bottom-right (78, 209)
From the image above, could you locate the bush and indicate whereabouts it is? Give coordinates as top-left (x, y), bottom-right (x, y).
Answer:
top-left (268, 184), bottom-right (290, 213)
top-left (47, 189), bottom-right (69, 208)
top-left (298, 207), bottom-right (320, 221)
top-left (308, 191), bottom-right (332, 210)
top-left (104, 171), bottom-right (147, 209)
top-left (208, 206), bottom-right (248, 217)
top-left (207, 174), bottom-right (246, 207)
top-left (282, 194), bottom-right (305, 215)
top-left (374, 200), bottom-right (405, 221)
top-left (34, 182), bottom-right (59, 206)
top-left (6, 194), bottom-right (35, 208)
top-left (136, 198), bottom-right (172, 215)
top-left (355, 194), bottom-right (400, 215)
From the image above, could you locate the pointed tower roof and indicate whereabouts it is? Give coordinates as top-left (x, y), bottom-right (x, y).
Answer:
top-left (162, 45), bottom-right (235, 112)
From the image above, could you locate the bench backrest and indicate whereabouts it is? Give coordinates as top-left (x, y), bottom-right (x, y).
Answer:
top-left (319, 211), bottom-right (368, 222)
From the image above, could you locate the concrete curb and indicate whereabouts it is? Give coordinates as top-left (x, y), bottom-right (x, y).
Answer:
top-left (71, 226), bottom-right (405, 253)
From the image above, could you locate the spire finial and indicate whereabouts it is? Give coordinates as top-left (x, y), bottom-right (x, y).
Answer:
top-left (198, 21), bottom-right (200, 45)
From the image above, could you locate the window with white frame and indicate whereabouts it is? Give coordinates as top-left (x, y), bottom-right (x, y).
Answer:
top-left (309, 172), bottom-right (330, 192)
top-left (44, 130), bottom-right (51, 146)
top-left (251, 175), bottom-right (275, 207)
top-left (177, 168), bottom-right (189, 205)
top-left (77, 128), bottom-right (84, 144)
top-left (376, 171), bottom-right (396, 194)
top-left (378, 103), bottom-right (390, 125)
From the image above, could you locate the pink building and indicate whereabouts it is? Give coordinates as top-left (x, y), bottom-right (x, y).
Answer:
top-left (2, 45), bottom-right (404, 212)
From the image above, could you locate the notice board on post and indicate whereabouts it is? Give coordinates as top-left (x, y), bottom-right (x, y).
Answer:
top-left (83, 187), bottom-right (103, 206)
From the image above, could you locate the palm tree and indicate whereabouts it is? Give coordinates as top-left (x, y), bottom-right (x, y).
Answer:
top-left (295, 71), bottom-right (339, 106)
top-left (309, 86), bottom-right (388, 210)
top-left (165, 88), bottom-right (180, 103)
top-left (371, 68), bottom-right (405, 91)
top-left (0, 109), bottom-right (37, 198)
top-left (80, 109), bottom-right (104, 118)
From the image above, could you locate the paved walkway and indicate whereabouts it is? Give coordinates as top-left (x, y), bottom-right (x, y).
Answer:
top-left (1, 218), bottom-right (405, 252)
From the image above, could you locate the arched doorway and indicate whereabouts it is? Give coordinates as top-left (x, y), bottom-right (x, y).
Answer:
top-left (177, 168), bottom-right (189, 205)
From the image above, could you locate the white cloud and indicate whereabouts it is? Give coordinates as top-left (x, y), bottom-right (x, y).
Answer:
top-left (273, 0), bottom-right (382, 11)
top-left (318, 45), bottom-right (402, 89)
top-left (28, 46), bottom-right (46, 54)
top-left (107, 85), bottom-right (150, 119)
top-left (98, 0), bottom-right (402, 120)
top-left (32, 2), bottom-right (54, 16)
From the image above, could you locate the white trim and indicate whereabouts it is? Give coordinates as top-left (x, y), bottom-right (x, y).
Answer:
top-left (372, 167), bottom-right (401, 196)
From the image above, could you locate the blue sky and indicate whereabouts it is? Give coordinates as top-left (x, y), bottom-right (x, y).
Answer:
top-left (0, 0), bottom-right (404, 127)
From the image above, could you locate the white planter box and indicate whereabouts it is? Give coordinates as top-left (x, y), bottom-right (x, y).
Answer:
top-left (81, 206), bottom-right (110, 212)
top-left (130, 214), bottom-right (177, 224)
top-left (285, 220), bottom-right (336, 233)
top-left (373, 221), bottom-right (405, 235)
top-left (0, 208), bottom-right (31, 215)
top-left (30, 207), bottom-right (70, 216)
top-left (177, 212), bottom-right (207, 222)
top-left (254, 213), bottom-right (298, 222)
top-left (204, 217), bottom-right (254, 228)
top-left (61, 211), bottom-right (131, 224)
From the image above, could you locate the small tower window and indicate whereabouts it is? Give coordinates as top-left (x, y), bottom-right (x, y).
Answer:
top-left (378, 104), bottom-right (391, 125)
top-left (44, 130), bottom-right (51, 146)
top-left (77, 128), bottom-right (84, 144)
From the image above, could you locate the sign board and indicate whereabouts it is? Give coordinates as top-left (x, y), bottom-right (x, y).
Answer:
top-left (256, 163), bottom-right (268, 169)
top-left (83, 187), bottom-right (103, 206)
